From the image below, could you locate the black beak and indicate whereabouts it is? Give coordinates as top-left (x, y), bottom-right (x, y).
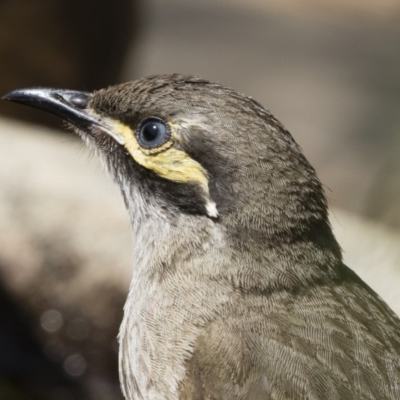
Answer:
top-left (2, 87), bottom-right (126, 144)
top-left (2, 88), bottom-right (94, 128)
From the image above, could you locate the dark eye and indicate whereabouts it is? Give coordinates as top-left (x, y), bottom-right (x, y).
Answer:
top-left (137, 117), bottom-right (170, 149)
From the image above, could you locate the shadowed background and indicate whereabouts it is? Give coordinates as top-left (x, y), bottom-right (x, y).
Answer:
top-left (0, 0), bottom-right (399, 399)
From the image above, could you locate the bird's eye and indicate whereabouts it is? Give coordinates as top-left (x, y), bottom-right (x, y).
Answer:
top-left (137, 117), bottom-right (170, 149)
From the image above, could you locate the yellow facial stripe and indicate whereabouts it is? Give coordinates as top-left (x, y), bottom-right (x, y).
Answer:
top-left (114, 122), bottom-right (210, 194)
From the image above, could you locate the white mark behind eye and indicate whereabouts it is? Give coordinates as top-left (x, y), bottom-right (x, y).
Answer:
top-left (206, 201), bottom-right (218, 218)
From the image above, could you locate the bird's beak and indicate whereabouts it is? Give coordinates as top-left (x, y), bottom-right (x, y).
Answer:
top-left (2, 88), bottom-right (125, 145)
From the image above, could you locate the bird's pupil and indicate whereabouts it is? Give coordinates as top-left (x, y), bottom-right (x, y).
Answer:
top-left (143, 123), bottom-right (159, 142)
top-left (137, 118), bottom-right (169, 149)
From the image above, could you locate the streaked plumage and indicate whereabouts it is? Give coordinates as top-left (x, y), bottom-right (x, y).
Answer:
top-left (3, 74), bottom-right (400, 399)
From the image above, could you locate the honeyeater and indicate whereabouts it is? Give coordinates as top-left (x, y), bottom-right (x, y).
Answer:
top-left (3, 74), bottom-right (400, 400)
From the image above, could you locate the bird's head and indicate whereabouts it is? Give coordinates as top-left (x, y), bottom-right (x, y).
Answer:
top-left (3, 74), bottom-right (341, 265)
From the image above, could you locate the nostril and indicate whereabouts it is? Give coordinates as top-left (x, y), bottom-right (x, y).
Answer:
top-left (63, 91), bottom-right (90, 109)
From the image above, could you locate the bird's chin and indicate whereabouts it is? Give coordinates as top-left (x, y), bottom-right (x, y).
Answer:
top-left (68, 123), bottom-right (119, 156)
top-left (61, 122), bottom-right (94, 149)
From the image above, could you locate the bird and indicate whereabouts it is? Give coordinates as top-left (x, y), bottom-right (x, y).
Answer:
top-left (3, 74), bottom-right (400, 400)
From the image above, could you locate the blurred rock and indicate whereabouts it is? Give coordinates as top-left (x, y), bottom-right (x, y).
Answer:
top-left (0, 282), bottom-right (85, 400)
top-left (331, 209), bottom-right (400, 317)
top-left (225, 0), bottom-right (400, 20)
top-left (0, 118), bottom-right (132, 399)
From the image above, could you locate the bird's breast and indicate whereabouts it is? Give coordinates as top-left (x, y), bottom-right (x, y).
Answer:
top-left (118, 261), bottom-right (236, 400)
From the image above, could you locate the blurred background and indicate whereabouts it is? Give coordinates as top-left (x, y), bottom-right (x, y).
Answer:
top-left (0, 0), bottom-right (400, 399)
